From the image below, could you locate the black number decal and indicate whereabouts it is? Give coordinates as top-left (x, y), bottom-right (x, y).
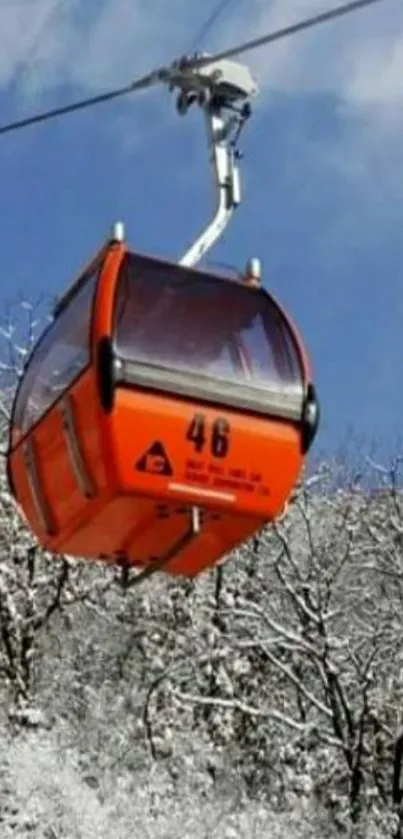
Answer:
top-left (186, 414), bottom-right (230, 458)
top-left (186, 413), bottom-right (207, 453)
top-left (211, 418), bottom-right (230, 458)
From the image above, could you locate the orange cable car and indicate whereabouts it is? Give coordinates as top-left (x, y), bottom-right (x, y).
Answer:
top-left (6, 57), bottom-right (320, 581)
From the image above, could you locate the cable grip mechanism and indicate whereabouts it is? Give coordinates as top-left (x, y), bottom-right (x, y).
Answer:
top-left (165, 55), bottom-right (259, 268)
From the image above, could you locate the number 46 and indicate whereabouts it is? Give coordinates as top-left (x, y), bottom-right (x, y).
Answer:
top-left (186, 413), bottom-right (230, 459)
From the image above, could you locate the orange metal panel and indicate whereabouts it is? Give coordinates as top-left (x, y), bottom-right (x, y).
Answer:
top-left (59, 493), bottom-right (155, 559)
top-left (108, 387), bottom-right (303, 519)
top-left (10, 370), bottom-right (110, 553)
top-left (10, 375), bottom-right (300, 576)
top-left (9, 443), bottom-right (47, 545)
top-left (163, 512), bottom-right (262, 576)
top-left (58, 491), bottom-right (264, 577)
top-left (126, 507), bottom-right (264, 576)
top-left (92, 242), bottom-right (125, 339)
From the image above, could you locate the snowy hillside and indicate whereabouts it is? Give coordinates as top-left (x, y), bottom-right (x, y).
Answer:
top-left (1, 450), bottom-right (403, 837)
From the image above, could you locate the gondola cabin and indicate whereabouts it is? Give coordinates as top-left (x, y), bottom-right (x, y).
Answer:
top-left (6, 231), bottom-right (319, 578)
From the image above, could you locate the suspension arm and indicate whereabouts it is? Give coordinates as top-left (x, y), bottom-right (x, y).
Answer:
top-left (180, 110), bottom-right (241, 267)
top-left (165, 55), bottom-right (258, 268)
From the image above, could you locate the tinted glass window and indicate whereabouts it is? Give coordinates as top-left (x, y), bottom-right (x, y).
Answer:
top-left (12, 269), bottom-right (97, 442)
top-left (113, 253), bottom-right (303, 391)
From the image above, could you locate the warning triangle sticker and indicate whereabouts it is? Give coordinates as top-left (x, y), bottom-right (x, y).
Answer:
top-left (135, 441), bottom-right (173, 477)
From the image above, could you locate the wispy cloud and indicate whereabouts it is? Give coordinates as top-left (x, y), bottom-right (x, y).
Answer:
top-left (0, 0), bottom-right (401, 114)
top-left (1, 0), bottom-right (401, 227)
top-left (1, 0), bottom-right (402, 221)
top-left (0, 0), bottom-right (192, 96)
top-left (230, 0), bottom-right (403, 116)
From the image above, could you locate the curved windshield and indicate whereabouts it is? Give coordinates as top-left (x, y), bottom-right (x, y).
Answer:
top-left (11, 267), bottom-right (98, 445)
top-left (113, 254), bottom-right (304, 396)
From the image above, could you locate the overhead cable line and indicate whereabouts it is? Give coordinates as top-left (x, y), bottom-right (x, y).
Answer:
top-left (189, 0), bottom-right (387, 67)
top-left (9, 0), bottom-right (67, 93)
top-left (0, 0), bottom-right (388, 137)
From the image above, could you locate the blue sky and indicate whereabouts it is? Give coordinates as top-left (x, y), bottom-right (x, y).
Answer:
top-left (0, 0), bottom-right (402, 462)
